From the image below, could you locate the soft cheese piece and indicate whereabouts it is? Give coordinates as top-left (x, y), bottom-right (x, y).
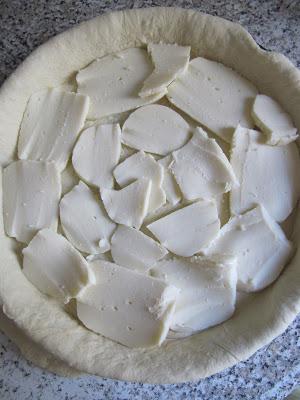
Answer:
top-left (22, 229), bottom-right (95, 302)
top-left (230, 125), bottom-right (300, 222)
top-left (111, 225), bottom-right (168, 272)
top-left (3, 160), bottom-right (61, 244)
top-left (113, 151), bottom-right (166, 213)
top-left (167, 57), bottom-right (258, 142)
top-left (251, 94), bottom-right (298, 145)
top-left (76, 48), bottom-right (166, 119)
top-left (202, 205), bottom-right (293, 292)
top-left (158, 155), bottom-right (181, 205)
top-left (121, 104), bottom-right (190, 156)
top-left (76, 260), bottom-right (178, 348)
top-left (171, 127), bottom-right (238, 201)
top-left (18, 88), bottom-right (89, 171)
top-left (151, 255), bottom-right (237, 335)
top-left (101, 179), bottom-right (151, 229)
top-left (139, 43), bottom-right (190, 97)
top-left (60, 182), bottom-right (116, 255)
top-left (72, 124), bottom-right (121, 189)
top-left (147, 200), bottom-right (220, 257)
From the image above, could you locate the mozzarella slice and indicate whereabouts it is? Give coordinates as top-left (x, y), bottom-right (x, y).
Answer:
top-left (167, 57), bottom-right (257, 142)
top-left (18, 88), bottom-right (89, 171)
top-left (76, 260), bottom-right (178, 348)
top-left (3, 160), bottom-right (61, 244)
top-left (101, 179), bottom-right (151, 229)
top-left (230, 125), bottom-right (300, 222)
top-left (111, 225), bottom-right (168, 272)
top-left (151, 255), bottom-right (237, 336)
top-left (158, 155), bottom-right (181, 205)
top-left (139, 43), bottom-right (190, 97)
top-left (121, 104), bottom-right (190, 155)
top-left (147, 200), bottom-right (220, 257)
top-left (76, 48), bottom-right (166, 119)
top-left (113, 151), bottom-right (166, 213)
top-left (251, 94), bottom-right (298, 145)
top-left (22, 229), bottom-right (95, 303)
top-left (171, 127), bottom-right (238, 201)
top-left (202, 205), bottom-right (293, 292)
top-left (72, 123), bottom-right (121, 189)
top-left (60, 181), bottom-right (116, 255)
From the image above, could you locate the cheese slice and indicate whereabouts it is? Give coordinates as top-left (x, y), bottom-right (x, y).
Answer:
top-left (251, 94), bottom-right (298, 145)
top-left (3, 160), bottom-right (61, 244)
top-left (139, 43), bottom-right (190, 97)
top-left (22, 228), bottom-right (95, 303)
top-left (18, 88), bottom-right (89, 171)
top-left (111, 225), bottom-right (168, 273)
top-left (121, 104), bottom-right (190, 155)
top-left (171, 127), bottom-right (238, 201)
top-left (151, 255), bottom-right (237, 336)
top-left (72, 123), bottom-right (121, 189)
top-left (60, 181), bottom-right (116, 255)
top-left (76, 260), bottom-right (178, 348)
top-left (167, 57), bottom-right (257, 142)
top-left (113, 151), bottom-right (166, 213)
top-left (158, 155), bottom-right (182, 205)
top-left (147, 200), bottom-right (220, 257)
top-left (230, 125), bottom-right (300, 222)
top-left (101, 179), bottom-right (151, 229)
top-left (76, 48), bottom-right (166, 119)
top-left (202, 205), bottom-right (293, 292)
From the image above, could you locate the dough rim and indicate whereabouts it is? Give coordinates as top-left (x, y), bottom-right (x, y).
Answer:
top-left (0, 7), bottom-right (300, 383)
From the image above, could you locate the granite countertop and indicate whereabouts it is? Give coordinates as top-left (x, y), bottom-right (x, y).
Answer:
top-left (0, 1), bottom-right (300, 399)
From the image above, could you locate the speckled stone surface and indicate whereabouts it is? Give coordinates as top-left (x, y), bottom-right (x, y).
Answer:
top-left (0, 1), bottom-right (299, 399)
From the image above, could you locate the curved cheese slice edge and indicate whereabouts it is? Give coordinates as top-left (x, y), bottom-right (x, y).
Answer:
top-left (3, 160), bottom-right (61, 244)
top-left (158, 155), bottom-right (182, 205)
top-left (251, 94), bottom-right (298, 146)
top-left (72, 123), bottom-right (121, 189)
top-left (76, 48), bottom-right (166, 119)
top-left (150, 254), bottom-right (237, 336)
top-left (59, 181), bottom-right (116, 255)
top-left (76, 260), bottom-right (179, 348)
top-left (18, 88), bottom-right (90, 171)
top-left (147, 200), bottom-right (220, 257)
top-left (202, 205), bottom-right (293, 292)
top-left (111, 225), bottom-right (168, 273)
top-left (22, 228), bottom-right (95, 303)
top-left (101, 179), bottom-right (152, 229)
top-left (121, 104), bottom-right (191, 156)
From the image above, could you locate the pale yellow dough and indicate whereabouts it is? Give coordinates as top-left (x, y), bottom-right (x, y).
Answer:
top-left (0, 7), bottom-right (300, 384)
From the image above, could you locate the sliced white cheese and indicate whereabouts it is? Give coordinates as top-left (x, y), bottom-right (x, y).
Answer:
top-left (113, 151), bottom-right (166, 213)
top-left (202, 205), bottom-right (293, 292)
top-left (72, 123), bottom-right (121, 189)
top-left (101, 179), bottom-right (151, 229)
top-left (121, 104), bottom-right (190, 155)
top-left (167, 57), bottom-right (258, 142)
top-left (18, 88), bottom-right (89, 171)
top-left (251, 94), bottom-right (298, 145)
top-left (230, 125), bottom-right (300, 222)
top-left (151, 255), bottom-right (237, 336)
top-left (147, 200), bottom-right (220, 257)
top-left (3, 160), bottom-right (61, 244)
top-left (22, 228), bottom-right (95, 303)
top-left (171, 127), bottom-right (238, 201)
top-left (76, 48), bottom-right (166, 119)
top-left (76, 260), bottom-right (178, 348)
top-left (60, 181), bottom-right (116, 255)
top-left (139, 43), bottom-right (190, 97)
top-left (111, 225), bottom-right (168, 273)
top-left (158, 155), bottom-right (182, 205)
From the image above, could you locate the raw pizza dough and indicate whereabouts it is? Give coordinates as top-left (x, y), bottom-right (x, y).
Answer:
top-left (0, 7), bottom-right (300, 384)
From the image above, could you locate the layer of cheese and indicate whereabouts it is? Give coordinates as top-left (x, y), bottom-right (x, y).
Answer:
top-left (158, 155), bottom-right (182, 205)
top-left (3, 160), bottom-right (61, 244)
